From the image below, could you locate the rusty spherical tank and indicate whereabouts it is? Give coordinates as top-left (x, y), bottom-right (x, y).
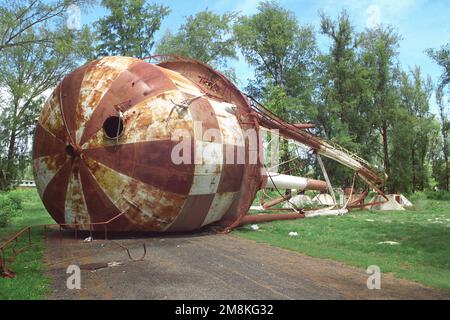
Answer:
top-left (32, 56), bottom-right (262, 232)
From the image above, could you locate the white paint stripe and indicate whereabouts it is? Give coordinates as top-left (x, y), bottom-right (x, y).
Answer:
top-left (189, 141), bottom-right (223, 195)
top-left (33, 157), bottom-right (64, 198)
top-left (160, 68), bottom-right (203, 96)
top-left (198, 98), bottom-right (243, 225)
top-left (208, 99), bottom-right (244, 147)
top-left (76, 57), bottom-right (139, 144)
top-left (64, 169), bottom-right (91, 226)
top-left (39, 93), bottom-right (66, 141)
top-left (201, 192), bottom-right (237, 226)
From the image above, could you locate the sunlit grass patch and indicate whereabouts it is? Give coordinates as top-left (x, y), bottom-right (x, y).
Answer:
top-left (234, 199), bottom-right (450, 290)
top-left (0, 188), bottom-right (52, 300)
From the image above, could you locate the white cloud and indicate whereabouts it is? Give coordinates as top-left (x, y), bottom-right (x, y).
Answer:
top-left (377, 0), bottom-right (416, 15)
top-left (366, 4), bottom-right (381, 29)
top-left (235, 0), bottom-right (260, 15)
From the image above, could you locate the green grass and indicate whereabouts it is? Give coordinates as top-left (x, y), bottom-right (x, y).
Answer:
top-left (234, 198), bottom-right (450, 291)
top-left (0, 189), bottom-right (53, 300)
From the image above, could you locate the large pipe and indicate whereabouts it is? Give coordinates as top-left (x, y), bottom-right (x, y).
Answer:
top-left (266, 172), bottom-right (327, 191)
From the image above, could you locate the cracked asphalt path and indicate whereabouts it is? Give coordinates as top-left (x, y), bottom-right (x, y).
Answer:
top-left (45, 230), bottom-right (450, 300)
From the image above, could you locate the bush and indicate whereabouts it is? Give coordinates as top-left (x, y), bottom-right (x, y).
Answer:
top-left (407, 190), bottom-right (450, 203)
top-left (424, 190), bottom-right (450, 201)
top-left (408, 191), bottom-right (427, 202)
top-left (0, 192), bottom-right (23, 227)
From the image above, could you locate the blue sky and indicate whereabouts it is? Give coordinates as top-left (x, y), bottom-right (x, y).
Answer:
top-left (81, 0), bottom-right (450, 110)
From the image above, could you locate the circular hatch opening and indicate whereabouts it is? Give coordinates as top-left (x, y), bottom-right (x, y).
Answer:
top-left (65, 145), bottom-right (75, 157)
top-left (103, 116), bottom-right (124, 139)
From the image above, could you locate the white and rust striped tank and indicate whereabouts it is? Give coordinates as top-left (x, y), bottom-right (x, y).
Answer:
top-left (32, 56), bottom-right (262, 232)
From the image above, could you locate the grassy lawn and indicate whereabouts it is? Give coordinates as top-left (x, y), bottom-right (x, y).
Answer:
top-left (234, 196), bottom-right (450, 291)
top-left (0, 189), bottom-right (52, 300)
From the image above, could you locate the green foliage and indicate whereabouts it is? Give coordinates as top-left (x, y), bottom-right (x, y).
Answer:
top-left (407, 190), bottom-right (450, 201)
top-left (0, 0), bottom-right (93, 51)
top-left (95, 0), bottom-right (170, 58)
top-left (315, 10), bottom-right (371, 182)
top-left (232, 5), bottom-right (444, 192)
top-left (234, 1), bottom-right (318, 174)
top-left (156, 10), bottom-right (237, 78)
top-left (0, 0), bottom-right (94, 189)
top-left (407, 191), bottom-right (427, 202)
top-left (0, 191), bottom-right (23, 227)
top-left (389, 67), bottom-right (436, 192)
top-left (423, 190), bottom-right (450, 201)
top-left (0, 189), bottom-right (52, 299)
top-left (234, 1), bottom-right (317, 90)
top-left (426, 41), bottom-right (450, 91)
top-left (427, 41), bottom-right (449, 191)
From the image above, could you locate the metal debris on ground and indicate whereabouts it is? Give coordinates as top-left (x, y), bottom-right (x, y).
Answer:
top-left (377, 241), bottom-right (400, 245)
top-left (107, 261), bottom-right (123, 268)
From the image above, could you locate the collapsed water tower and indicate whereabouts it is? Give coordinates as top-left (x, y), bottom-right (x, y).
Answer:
top-left (32, 55), bottom-right (392, 233)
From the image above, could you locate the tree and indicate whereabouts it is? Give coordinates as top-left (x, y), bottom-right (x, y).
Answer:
top-left (427, 41), bottom-right (449, 190)
top-left (360, 26), bottom-right (401, 177)
top-left (317, 10), bottom-right (358, 142)
top-left (426, 42), bottom-right (450, 91)
top-left (95, 0), bottom-right (170, 59)
top-left (156, 10), bottom-right (237, 75)
top-left (234, 1), bottom-right (316, 89)
top-left (0, 18), bottom-right (92, 189)
top-left (315, 10), bottom-right (367, 184)
top-left (0, 0), bottom-right (91, 51)
top-left (391, 67), bottom-right (435, 192)
top-left (435, 88), bottom-right (449, 190)
top-left (234, 0), bottom-right (318, 175)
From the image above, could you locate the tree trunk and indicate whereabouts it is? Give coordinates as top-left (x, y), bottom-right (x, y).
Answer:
top-left (6, 128), bottom-right (17, 181)
top-left (381, 121), bottom-right (390, 176)
top-left (411, 144), bottom-right (416, 192)
top-left (443, 127), bottom-right (449, 191)
top-left (281, 139), bottom-right (290, 173)
top-left (420, 141), bottom-right (427, 191)
top-left (445, 156), bottom-right (449, 191)
top-left (0, 163), bottom-right (5, 190)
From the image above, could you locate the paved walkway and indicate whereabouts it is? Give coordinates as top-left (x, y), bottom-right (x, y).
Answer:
top-left (45, 231), bottom-right (450, 299)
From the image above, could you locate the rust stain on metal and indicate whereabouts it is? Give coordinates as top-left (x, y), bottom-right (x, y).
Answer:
top-left (33, 56), bottom-right (260, 232)
top-left (32, 55), bottom-right (386, 234)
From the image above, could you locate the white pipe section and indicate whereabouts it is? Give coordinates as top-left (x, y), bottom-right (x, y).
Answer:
top-left (266, 172), bottom-right (309, 190)
top-left (305, 209), bottom-right (348, 218)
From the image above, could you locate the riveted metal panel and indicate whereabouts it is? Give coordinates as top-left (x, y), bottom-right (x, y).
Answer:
top-left (33, 56), bottom-right (255, 232)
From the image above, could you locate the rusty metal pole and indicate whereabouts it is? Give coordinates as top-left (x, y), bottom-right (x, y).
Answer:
top-left (1, 248), bottom-right (7, 277)
top-left (238, 212), bottom-right (305, 225)
top-left (0, 248), bottom-right (4, 272)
